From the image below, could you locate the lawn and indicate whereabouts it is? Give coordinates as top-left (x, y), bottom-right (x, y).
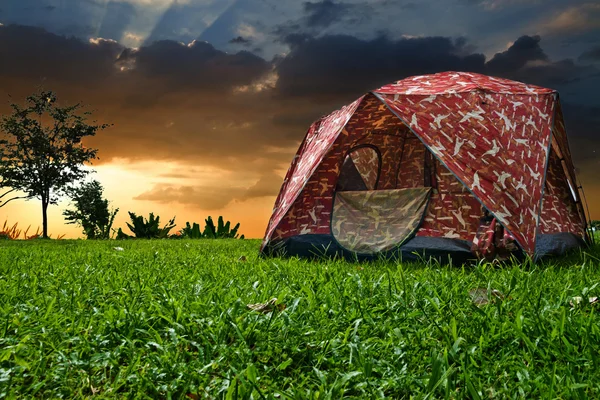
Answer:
top-left (1, 239), bottom-right (600, 398)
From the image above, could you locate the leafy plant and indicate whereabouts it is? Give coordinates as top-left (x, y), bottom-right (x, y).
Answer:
top-left (118, 212), bottom-right (176, 239)
top-left (179, 222), bottom-right (204, 239)
top-left (62, 180), bottom-right (119, 239)
top-left (115, 227), bottom-right (132, 240)
top-left (202, 216), bottom-right (244, 239)
top-left (178, 216), bottom-right (245, 239)
top-left (0, 90), bottom-right (110, 237)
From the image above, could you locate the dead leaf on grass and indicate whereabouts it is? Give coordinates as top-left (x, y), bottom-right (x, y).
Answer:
top-left (469, 288), bottom-right (505, 306)
top-left (247, 298), bottom-right (286, 313)
top-left (570, 296), bottom-right (599, 308)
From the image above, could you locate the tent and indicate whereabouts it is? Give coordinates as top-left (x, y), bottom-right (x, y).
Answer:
top-left (261, 72), bottom-right (591, 262)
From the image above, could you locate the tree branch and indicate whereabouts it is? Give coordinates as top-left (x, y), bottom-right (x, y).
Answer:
top-left (0, 194), bottom-right (32, 208)
top-left (0, 187), bottom-right (18, 199)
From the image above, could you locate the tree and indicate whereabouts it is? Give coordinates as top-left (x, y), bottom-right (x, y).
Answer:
top-left (63, 180), bottom-right (119, 239)
top-left (0, 90), bottom-right (109, 238)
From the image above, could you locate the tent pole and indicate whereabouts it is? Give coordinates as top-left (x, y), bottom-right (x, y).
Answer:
top-left (578, 184), bottom-right (595, 245)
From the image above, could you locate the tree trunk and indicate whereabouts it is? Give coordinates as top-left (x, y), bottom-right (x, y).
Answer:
top-left (42, 197), bottom-right (48, 239)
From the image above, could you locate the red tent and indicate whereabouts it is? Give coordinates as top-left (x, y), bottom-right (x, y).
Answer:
top-left (261, 72), bottom-right (590, 261)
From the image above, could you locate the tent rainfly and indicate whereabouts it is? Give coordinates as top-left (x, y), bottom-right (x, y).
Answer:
top-left (261, 72), bottom-right (591, 262)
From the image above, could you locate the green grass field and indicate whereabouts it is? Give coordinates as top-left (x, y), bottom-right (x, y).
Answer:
top-left (1, 239), bottom-right (600, 399)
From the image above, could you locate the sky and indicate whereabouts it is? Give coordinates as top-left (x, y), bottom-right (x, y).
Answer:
top-left (0, 0), bottom-right (599, 239)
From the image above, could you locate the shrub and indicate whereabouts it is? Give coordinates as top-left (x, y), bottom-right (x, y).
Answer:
top-left (179, 222), bottom-right (204, 239)
top-left (202, 216), bottom-right (244, 239)
top-left (178, 216), bottom-right (245, 239)
top-left (117, 212), bottom-right (176, 239)
top-left (63, 180), bottom-right (118, 239)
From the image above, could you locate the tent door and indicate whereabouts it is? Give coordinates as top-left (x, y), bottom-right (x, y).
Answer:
top-left (331, 187), bottom-right (431, 254)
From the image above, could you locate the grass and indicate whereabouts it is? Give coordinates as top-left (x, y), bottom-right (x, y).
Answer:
top-left (1, 239), bottom-right (600, 398)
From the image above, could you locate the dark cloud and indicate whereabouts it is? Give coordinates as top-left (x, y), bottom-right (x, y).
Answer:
top-left (579, 45), bottom-right (600, 62)
top-left (303, 0), bottom-right (350, 28)
top-left (483, 35), bottom-right (599, 89)
top-left (0, 24), bottom-right (123, 84)
top-left (276, 34), bottom-right (486, 97)
top-left (486, 35), bottom-right (548, 74)
top-left (229, 36), bottom-right (251, 45)
top-left (274, 32), bottom-right (599, 100)
top-left (0, 24), bottom-right (292, 176)
top-left (119, 39), bottom-right (269, 91)
top-left (274, 0), bottom-right (419, 38)
top-left (0, 23), bottom-right (599, 215)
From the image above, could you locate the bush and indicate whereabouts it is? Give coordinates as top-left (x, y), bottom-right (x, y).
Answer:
top-left (178, 216), bottom-right (244, 239)
top-left (63, 180), bottom-right (118, 239)
top-left (117, 212), bottom-right (176, 239)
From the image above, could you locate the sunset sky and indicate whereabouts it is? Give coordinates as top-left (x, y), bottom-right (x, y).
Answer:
top-left (1, 0), bottom-right (599, 239)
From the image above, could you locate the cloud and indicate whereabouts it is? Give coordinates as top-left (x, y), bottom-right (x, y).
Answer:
top-left (463, 0), bottom-right (540, 11)
top-left (484, 35), bottom-right (599, 88)
top-left (275, 34), bottom-right (486, 97)
top-left (0, 23), bottom-right (598, 214)
top-left (0, 24), bottom-right (299, 173)
top-left (97, 1), bottom-right (137, 42)
top-left (240, 172), bottom-right (282, 200)
top-left (134, 171), bottom-right (282, 209)
top-left (579, 45), bottom-right (600, 62)
top-left (118, 39), bottom-right (269, 91)
top-left (486, 35), bottom-right (547, 74)
top-left (229, 36), bottom-right (251, 45)
top-left (143, 1), bottom-right (215, 46)
top-left (302, 0), bottom-right (351, 28)
top-left (134, 184), bottom-right (243, 210)
top-left (0, 24), bottom-right (124, 83)
top-left (538, 3), bottom-right (600, 35)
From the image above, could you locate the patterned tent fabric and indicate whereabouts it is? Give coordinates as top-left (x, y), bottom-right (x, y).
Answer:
top-left (261, 72), bottom-right (587, 257)
top-left (349, 147), bottom-right (380, 189)
top-left (263, 94), bottom-right (406, 246)
top-left (373, 73), bottom-right (556, 254)
top-left (539, 148), bottom-right (585, 236)
top-left (262, 97), bottom-right (364, 249)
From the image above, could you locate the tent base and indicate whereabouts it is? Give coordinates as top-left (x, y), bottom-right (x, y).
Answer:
top-left (261, 232), bottom-right (586, 263)
top-left (534, 232), bottom-right (587, 260)
top-left (262, 234), bottom-right (476, 264)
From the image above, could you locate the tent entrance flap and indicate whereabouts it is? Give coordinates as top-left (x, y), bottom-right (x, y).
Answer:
top-left (331, 187), bottom-right (431, 254)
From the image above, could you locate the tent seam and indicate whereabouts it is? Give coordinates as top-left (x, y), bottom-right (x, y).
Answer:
top-left (534, 93), bottom-right (558, 248)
